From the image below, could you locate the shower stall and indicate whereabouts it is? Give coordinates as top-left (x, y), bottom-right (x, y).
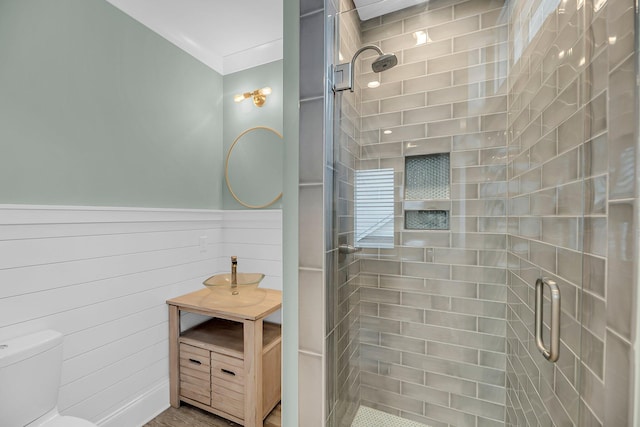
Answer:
top-left (294, 0), bottom-right (638, 425)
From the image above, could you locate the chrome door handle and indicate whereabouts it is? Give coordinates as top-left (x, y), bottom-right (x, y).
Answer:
top-left (535, 278), bottom-right (561, 362)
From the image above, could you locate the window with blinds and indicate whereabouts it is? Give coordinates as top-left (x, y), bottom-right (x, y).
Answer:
top-left (354, 168), bottom-right (395, 248)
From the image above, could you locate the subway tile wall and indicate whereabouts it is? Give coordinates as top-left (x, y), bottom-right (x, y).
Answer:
top-left (505, 0), bottom-right (637, 423)
top-left (350, 0), bottom-right (511, 425)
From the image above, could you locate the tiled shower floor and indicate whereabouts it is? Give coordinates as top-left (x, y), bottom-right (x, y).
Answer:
top-left (351, 406), bottom-right (430, 427)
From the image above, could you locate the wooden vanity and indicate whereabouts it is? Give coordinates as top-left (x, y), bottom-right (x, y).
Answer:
top-left (167, 287), bottom-right (282, 427)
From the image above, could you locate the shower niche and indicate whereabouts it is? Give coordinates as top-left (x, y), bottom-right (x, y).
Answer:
top-left (403, 153), bottom-right (451, 230)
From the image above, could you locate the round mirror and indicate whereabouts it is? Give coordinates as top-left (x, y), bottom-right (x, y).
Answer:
top-left (225, 126), bottom-right (283, 208)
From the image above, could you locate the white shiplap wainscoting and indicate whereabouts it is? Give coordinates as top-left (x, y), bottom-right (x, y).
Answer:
top-left (0, 205), bottom-right (282, 426)
top-left (222, 210), bottom-right (283, 323)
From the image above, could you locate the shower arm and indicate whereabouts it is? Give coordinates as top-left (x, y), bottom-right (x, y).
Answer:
top-left (333, 45), bottom-right (384, 92)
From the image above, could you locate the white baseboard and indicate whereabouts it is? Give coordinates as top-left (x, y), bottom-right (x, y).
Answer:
top-left (96, 380), bottom-right (169, 427)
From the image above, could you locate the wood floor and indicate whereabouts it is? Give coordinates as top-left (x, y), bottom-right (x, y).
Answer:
top-left (144, 403), bottom-right (281, 427)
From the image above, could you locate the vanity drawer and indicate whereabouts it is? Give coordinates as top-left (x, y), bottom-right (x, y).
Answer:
top-left (210, 352), bottom-right (245, 419)
top-left (211, 352), bottom-right (244, 387)
top-left (179, 343), bottom-right (211, 405)
top-left (180, 344), bottom-right (210, 368)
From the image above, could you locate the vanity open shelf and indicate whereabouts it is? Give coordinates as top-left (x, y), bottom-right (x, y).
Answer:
top-left (167, 288), bottom-right (282, 427)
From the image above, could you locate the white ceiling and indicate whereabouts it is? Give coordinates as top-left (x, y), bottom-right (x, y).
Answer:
top-left (106, 0), bottom-right (283, 75)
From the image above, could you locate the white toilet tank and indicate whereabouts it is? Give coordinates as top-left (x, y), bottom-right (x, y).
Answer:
top-left (0, 330), bottom-right (64, 427)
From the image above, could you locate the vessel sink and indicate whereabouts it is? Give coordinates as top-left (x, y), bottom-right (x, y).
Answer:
top-left (203, 273), bottom-right (265, 294)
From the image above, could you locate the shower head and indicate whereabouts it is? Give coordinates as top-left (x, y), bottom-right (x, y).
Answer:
top-left (333, 44), bottom-right (398, 92)
top-left (371, 53), bottom-right (398, 73)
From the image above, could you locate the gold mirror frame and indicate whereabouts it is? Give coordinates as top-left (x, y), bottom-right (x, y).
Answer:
top-left (225, 126), bottom-right (284, 209)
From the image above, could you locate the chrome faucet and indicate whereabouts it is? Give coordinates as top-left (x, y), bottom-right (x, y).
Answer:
top-left (231, 256), bottom-right (238, 287)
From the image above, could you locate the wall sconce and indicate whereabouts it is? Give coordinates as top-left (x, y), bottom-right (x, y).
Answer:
top-left (234, 87), bottom-right (272, 107)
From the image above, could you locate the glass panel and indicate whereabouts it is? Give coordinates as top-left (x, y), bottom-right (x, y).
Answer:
top-left (329, 1), bottom-right (513, 425)
top-left (326, 7), bottom-right (367, 427)
top-left (327, 0), bottom-right (638, 423)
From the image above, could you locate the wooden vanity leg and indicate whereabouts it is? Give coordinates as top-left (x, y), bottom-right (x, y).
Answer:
top-left (244, 319), bottom-right (263, 427)
top-left (169, 305), bottom-right (180, 408)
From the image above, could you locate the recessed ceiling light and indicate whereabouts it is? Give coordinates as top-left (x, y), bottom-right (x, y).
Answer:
top-left (367, 81), bottom-right (381, 88)
top-left (383, 130), bottom-right (393, 135)
top-left (413, 30), bottom-right (428, 45)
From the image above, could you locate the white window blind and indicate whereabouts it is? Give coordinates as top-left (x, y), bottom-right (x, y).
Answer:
top-left (354, 168), bottom-right (395, 248)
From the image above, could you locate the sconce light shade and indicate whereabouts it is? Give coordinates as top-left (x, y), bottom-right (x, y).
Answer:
top-left (234, 87), bottom-right (272, 107)
top-left (234, 93), bottom-right (249, 103)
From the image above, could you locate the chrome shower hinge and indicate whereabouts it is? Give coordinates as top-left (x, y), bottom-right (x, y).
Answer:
top-left (333, 63), bottom-right (352, 92)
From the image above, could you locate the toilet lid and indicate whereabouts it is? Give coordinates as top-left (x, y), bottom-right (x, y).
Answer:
top-left (43, 416), bottom-right (98, 427)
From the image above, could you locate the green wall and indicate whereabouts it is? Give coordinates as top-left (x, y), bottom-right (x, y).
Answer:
top-left (0, 0), bottom-right (223, 209)
top-left (222, 61), bottom-right (283, 210)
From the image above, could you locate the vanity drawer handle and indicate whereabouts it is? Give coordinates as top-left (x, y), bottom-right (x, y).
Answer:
top-left (221, 368), bottom-right (236, 376)
top-left (189, 358), bottom-right (202, 365)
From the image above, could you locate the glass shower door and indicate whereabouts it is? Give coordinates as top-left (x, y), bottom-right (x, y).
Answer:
top-left (324, 0), bottom-right (637, 425)
top-left (505, 0), bottom-right (588, 423)
top-left (328, 2), bottom-right (514, 426)
top-left (508, 0), bottom-right (637, 423)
